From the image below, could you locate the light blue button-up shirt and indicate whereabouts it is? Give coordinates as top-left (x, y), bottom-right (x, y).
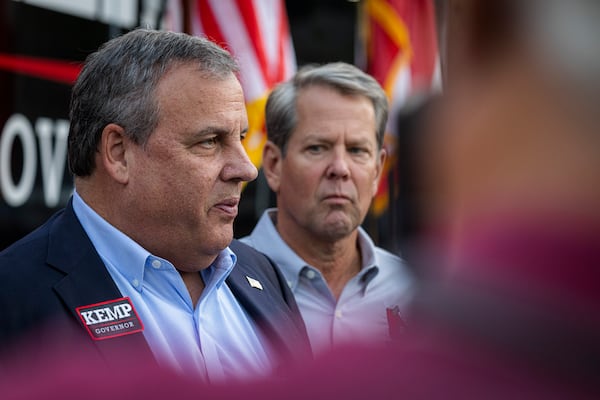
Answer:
top-left (240, 208), bottom-right (415, 355)
top-left (72, 192), bottom-right (272, 382)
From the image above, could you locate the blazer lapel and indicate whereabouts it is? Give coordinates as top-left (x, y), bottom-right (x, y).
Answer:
top-left (48, 201), bottom-right (154, 365)
top-left (227, 262), bottom-right (310, 364)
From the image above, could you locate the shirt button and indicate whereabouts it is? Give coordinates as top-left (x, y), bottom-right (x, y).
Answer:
top-left (305, 269), bottom-right (316, 280)
top-left (151, 259), bottom-right (161, 269)
top-left (132, 279), bottom-right (140, 288)
top-left (335, 310), bottom-right (343, 319)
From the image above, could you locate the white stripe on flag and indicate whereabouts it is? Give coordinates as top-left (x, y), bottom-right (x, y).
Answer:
top-left (208, 0), bottom-right (268, 100)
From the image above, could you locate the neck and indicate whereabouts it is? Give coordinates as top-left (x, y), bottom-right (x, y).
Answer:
top-left (179, 270), bottom-right (205, 307)
top-left (281, 228), bottom-right (363, 300)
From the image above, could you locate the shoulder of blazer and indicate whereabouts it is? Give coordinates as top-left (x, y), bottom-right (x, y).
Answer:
top-left (0, 200), bottom-right (123, 320)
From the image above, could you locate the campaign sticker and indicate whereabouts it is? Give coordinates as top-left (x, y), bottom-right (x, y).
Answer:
top-left (76, 297), bottom-right (144, 341)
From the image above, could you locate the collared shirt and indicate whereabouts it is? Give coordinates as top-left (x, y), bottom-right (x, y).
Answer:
top-left (72, 192), bottom-right (271, 382)
top-left (240, 208), bottom-right (415, 355)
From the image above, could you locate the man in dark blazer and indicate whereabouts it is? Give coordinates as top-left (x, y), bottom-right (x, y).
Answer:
top-left (0, 29), bottom-right (309, 381)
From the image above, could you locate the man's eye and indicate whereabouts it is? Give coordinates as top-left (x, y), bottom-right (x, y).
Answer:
top-left (200, 137), bottom-right (218, 146)
top-left (349, 147), bottom-right (368, 155)
top-left (307, 145), bottom-right (324, 153)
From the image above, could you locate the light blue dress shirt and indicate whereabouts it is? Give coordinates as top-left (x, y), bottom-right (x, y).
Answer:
top-left (72, 192), bottom-right (272, 382)
top-left (240, 208), bottom-right (415, 355)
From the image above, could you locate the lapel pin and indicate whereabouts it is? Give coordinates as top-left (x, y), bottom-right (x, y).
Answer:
top-left (246, 276), bottom-right (263, 290)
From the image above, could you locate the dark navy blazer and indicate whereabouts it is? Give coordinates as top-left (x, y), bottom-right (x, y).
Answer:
top-left (0, 199), bottom-right (310, 369)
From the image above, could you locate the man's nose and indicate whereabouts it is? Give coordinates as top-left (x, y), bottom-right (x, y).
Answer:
top-left (223, 142), bottom-right (259, 182)
top-left (326, 149), bottom-right (350, 179)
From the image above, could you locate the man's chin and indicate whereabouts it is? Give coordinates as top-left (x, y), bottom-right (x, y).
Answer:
top-left (318, 219), bottom-right (355, 241)
top-left (206, 228), bottom-right (234, 250)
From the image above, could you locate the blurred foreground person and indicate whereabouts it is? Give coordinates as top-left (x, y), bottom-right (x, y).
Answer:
top-left (404, 0), bottom-right (600, 396)
top-left (0, 29), bottom-right (309, 382)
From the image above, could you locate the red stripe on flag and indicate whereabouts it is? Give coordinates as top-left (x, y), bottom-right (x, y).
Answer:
top-left (275, 3), bottom-right (290, 84)
top-left (367, 21), bottom-right (398, 86)
top-left (235, 0), bottom-right (271, 84)
top-left (195, 0), bottom-right (228, 50)
top-left (405, 0), bottom-right (438, 90)
top-left (0, 53), bottom-right (81, 85)
top-left (382, 0), bottom-right (437, 90)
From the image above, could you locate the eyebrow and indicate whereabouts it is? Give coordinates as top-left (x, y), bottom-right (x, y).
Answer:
top-left (301, 133), bottom-right (374, 145)
top-left (190, 125), bottom-right (249, 140)
top-left (347, 137), bottom-right (375, 146)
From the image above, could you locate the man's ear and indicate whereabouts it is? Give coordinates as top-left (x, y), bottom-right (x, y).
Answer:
top-left (262, 141), bottom-right (282, 193)
top-left (100, 123), bottom-right (129, 184)
top-left (372, 147), bottom-right (387, 197)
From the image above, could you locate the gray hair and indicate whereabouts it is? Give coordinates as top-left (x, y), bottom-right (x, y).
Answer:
top-left (68, 29), bottom-right (239, 177)
top-left (265, 62), bottom-right (388, 155)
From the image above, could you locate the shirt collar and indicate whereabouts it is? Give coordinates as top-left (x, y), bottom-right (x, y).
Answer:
top-left (248, 209), bottom-right (380, 291)
top-left (355, 227), bottom-right (379, 290)
top-left (246, 209), bottom-right (310, 291)
top-left (200, 247), bottom-right (236, 297)
top-left (72, 191), bottom-right (235, 293)
top-left (73, 191), bottom-right (150, 292)
top-left (356, 226), bottom-right (377, 269)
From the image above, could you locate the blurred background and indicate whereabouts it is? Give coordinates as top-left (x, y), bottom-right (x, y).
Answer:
top-left (0, 0), bottom-right (442, 253)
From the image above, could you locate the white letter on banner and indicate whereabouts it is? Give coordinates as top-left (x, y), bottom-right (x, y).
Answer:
top-left (0, 114), bottom-right (37, 207)
top-left (36, 118), bottom-right (69, 207)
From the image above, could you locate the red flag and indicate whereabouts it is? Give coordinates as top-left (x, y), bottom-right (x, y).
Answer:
top-left (164, 0), bottom-right (296, 168)
top-left (360, 0), bottom-right (440, 215)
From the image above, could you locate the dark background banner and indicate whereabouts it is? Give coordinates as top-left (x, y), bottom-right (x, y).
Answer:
top-left (0, 0), bottom-right (361, 251)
